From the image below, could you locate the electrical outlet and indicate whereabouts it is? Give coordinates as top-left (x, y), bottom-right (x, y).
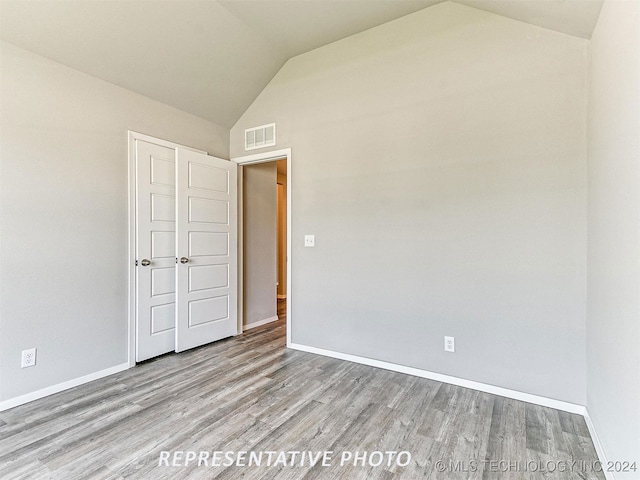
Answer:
top-left (304, 235), bottom-right (315, 247)
top-left (444, 336), bottom-right (455, 353)
top-left (21, 348), bottom-right (37, 368)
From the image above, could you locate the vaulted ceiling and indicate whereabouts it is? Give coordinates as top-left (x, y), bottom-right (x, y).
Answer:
top-left (0, 0), bottom-right (603, 128)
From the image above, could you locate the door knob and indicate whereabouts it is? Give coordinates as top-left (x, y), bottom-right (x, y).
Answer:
top-left (140, 259), bottom-right (151, 267)
top-left (180, 257), bottom-right (189, 264)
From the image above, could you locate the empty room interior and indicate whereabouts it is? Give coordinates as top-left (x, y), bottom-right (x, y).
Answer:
top-left (0, 0), bottom-right (639, 478)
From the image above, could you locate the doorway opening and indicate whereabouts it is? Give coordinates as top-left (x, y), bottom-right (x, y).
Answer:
top-left (233, 148), bottom-right (292, 346)
top-left (241, 160), bottom-right (286, 331)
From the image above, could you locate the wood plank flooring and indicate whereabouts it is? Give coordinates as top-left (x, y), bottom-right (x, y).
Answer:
top-left (0, 301), bottom-right (604, 479)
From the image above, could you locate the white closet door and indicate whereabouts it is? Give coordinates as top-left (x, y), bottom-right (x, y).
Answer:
top-left (175, 148), bottom-right (238, 352)
top-left (135, 140), bottom-right (176, 362)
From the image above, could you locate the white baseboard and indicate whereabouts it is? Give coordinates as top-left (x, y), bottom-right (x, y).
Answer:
top-left (288, 342), bottom-right (586, 415)
top-left (243, 315), bottom-right (279, 331)
top-left (0, 362), bottom-right (130, 412)
top-left (584, 410), bottom-right (615, 480)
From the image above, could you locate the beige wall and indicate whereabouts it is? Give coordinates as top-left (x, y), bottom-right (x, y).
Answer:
top-left (231, 2), bottom-right (589, 404)
top-left (0, 41), bottom-right (229, 402)
top-left (587, 0), bottom-right (640, 471)
top-left (243, 163), bottom-right (278, 327)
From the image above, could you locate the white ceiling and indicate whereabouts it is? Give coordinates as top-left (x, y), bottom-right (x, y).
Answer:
top-left (0, 0), bottom-right (603, 128)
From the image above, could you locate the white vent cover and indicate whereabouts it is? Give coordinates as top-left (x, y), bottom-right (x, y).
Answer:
top-left (245, 123), bottom-right (276, 151)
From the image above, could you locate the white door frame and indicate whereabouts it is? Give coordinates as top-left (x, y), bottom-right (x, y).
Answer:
top-left (127, 131), bottom-right (208, 367)
top-left (231, 148), bottom-right (292, 347)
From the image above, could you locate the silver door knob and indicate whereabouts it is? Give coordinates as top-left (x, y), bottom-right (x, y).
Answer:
top-left (180, 257), bottom-right (189, 264)
top-left (140, 259), bottom-right (151, 267)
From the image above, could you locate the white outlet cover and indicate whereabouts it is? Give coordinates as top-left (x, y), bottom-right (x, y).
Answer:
top-left (21, 348), bottom-right (37, 368)
top-left (444, 336), bottom-right (455, 353)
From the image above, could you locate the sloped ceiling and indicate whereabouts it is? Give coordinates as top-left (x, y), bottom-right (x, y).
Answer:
top-left (0, 0), bottom-right (603, 128)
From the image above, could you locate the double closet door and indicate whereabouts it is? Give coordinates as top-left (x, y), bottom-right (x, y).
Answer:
top-left (135, 138), bottom-right (238, 362)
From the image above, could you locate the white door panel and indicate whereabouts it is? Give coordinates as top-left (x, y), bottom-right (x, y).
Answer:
top-left (189, 264), bottom-right (229, 291)
top-left (175, 148), bottom-right (238, 352)
top-left (135, 140), bottom-right (176, 362)
top-left (189, 232), bottom-right (229, 257)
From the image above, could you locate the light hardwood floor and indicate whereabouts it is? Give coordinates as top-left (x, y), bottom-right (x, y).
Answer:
top-left (0, 302), bottom-right (604, 479)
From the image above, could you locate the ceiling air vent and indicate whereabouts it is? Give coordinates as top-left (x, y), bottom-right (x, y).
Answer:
top-left (245, 123), bottom-right (276, 151)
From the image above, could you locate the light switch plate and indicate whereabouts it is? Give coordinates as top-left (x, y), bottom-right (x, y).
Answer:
top-left (304, 235), bottom-right (315, 247)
